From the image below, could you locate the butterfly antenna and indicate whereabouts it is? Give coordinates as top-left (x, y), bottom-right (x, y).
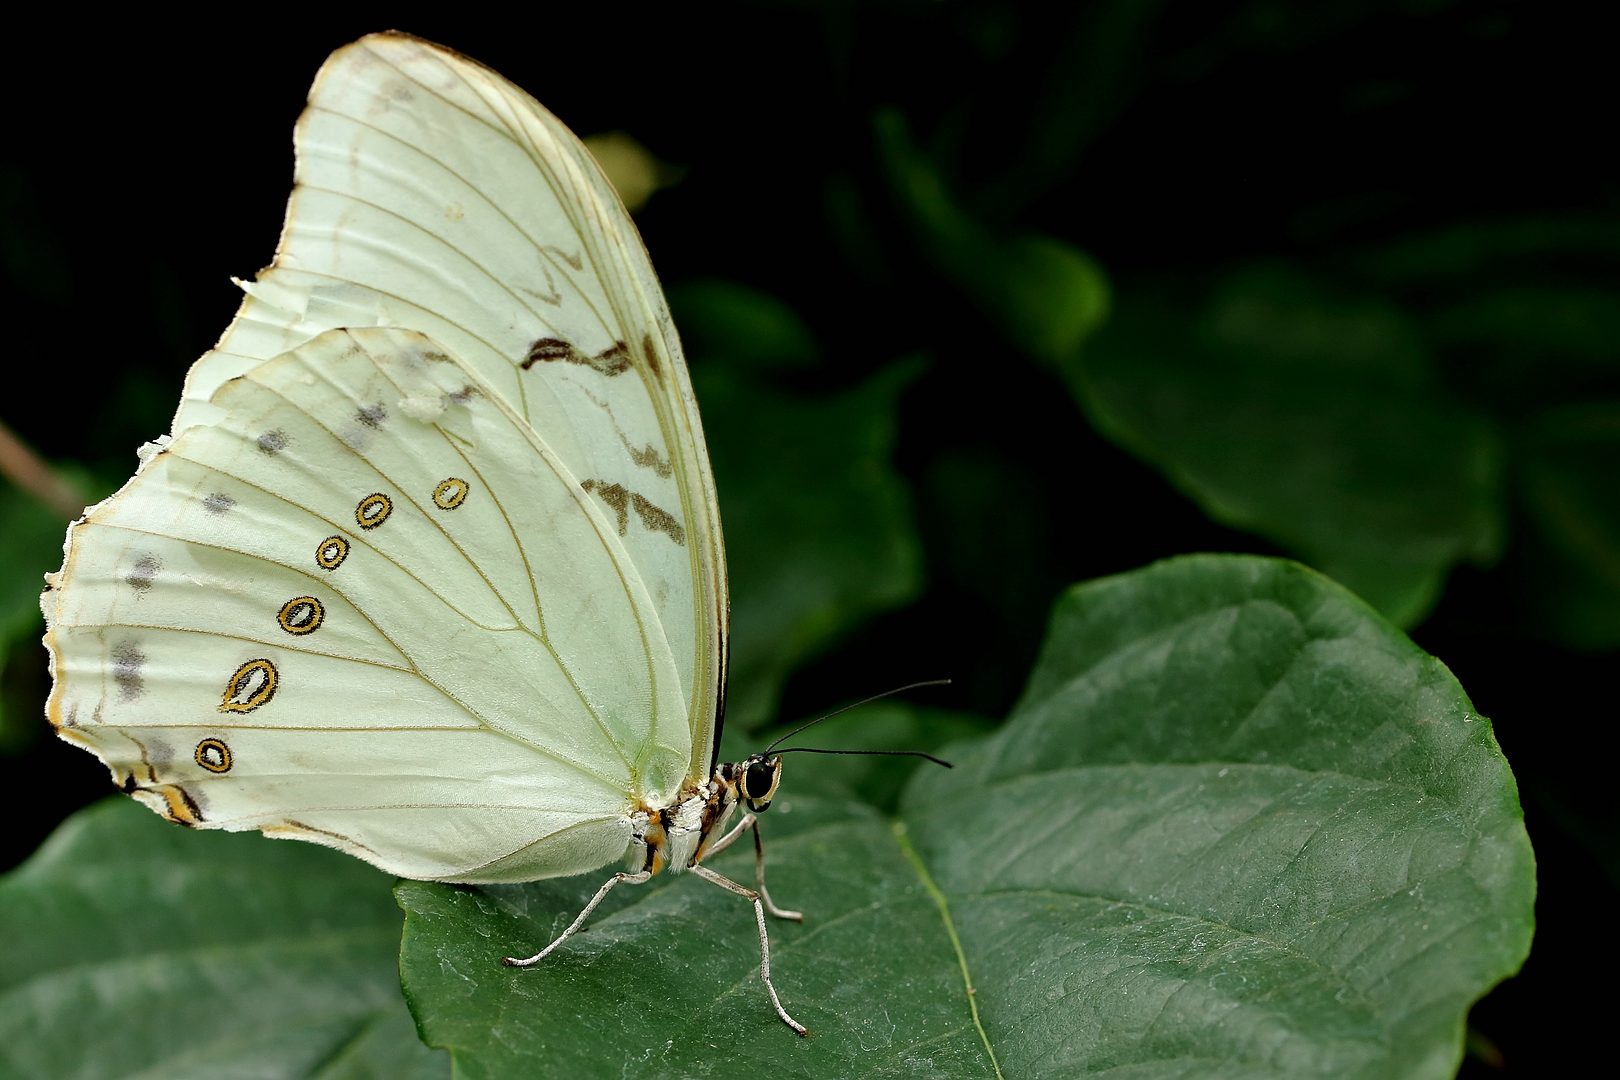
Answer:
top-left (764, 679), bottom-right (950, 752)
top-left (763, 679), bottom-right (954, 767)
top-left (771, 746), bottom-right (954, 768)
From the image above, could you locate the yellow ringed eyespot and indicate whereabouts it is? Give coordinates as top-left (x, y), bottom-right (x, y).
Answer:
top-left (195, 738), bottom-right (232, 773)
top-left (356, 493), bottom-right (392, 529)
top-left (220, 659), bottom-right (278, 713)
top-left (433, 478), bottom-right (469, 510)
top-left (316, 536), bottom-right (350, 570)
top-left (277, 597), bottom-right (325, 635)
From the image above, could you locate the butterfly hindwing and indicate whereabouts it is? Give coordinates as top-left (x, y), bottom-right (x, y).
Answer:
top-left (45, 327), bottom-right (690, 882)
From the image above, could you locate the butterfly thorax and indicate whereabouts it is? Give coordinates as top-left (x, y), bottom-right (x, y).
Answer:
top-left (628, 756), bottom-right (784, 877)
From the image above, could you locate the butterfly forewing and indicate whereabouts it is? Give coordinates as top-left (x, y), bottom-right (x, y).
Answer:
top-left (170, 33), bottom-right (725, 782)
top-left (45, 327), bottom-right (692, 882)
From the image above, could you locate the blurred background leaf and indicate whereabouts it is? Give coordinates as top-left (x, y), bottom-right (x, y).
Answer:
top-left (580, 130), bottom-right (682, 215)
top-left (668, 279), bottom-right (820, 373)
top-left (0, 453), bottom-right (102, 754)
top-left (674, 281), bottom-right (926, 732)
top-left (1335, 214), bottom-right (1620, 650)
top-left (0, 485), bottom-right (64, 754)
top-left (1512, 401), bottom-right (1620, 649)
top-left (0, 798), bottom-right (448, 1080)
top-left (1065, 265), bottom-right (1503, 626)
top-left (876, 108), bottom-right (1111, 368)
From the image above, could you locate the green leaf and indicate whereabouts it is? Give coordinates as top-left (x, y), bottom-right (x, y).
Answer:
top-left (1066, 267), bottom-right (1504, 625)
top-left (399, 554), bottom-right (1530, 1079)
top-left (0, 798), bottom-right (448, 1080)
top-left (398, 796), bottom-right (1000, 1079)
top-left (1513, 400), bottom-right (1620, 649)
top-left (970, 0), bottom-right (1164, 220)
top-left (1345, 216), bottom-right (1620, 414)
top-left (0, 461), bottom-right (113, 752)
top-left (875, 109), bottom-right (1111, 367)
top-left (667, 280), bottom-right (820, 372)
top-left (689, 295), bottom-right (925, 729)
top-left (0, 480), bottom-right (63, 636)
top-left (921, 449), bottom-right (1068, 707)
top-left (905, 554), bottom-right (1533, 1079)
top-left (1426, 285), bottom-right (1620, 369)
top-left (1347, 215), bottom-right (1620, 288)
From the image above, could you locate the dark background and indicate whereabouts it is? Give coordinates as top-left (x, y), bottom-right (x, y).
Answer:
top-left (2, 2), bottom-right (1613, 1073)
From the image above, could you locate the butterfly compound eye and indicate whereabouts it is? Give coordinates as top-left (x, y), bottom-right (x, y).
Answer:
top-left (742, 757), bottom-right (781, 811)
top-left (744, 760), bottom-right (772, 797)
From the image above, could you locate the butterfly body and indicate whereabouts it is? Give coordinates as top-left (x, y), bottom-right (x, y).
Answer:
top-left (630, 753), bottom-right (784, 877)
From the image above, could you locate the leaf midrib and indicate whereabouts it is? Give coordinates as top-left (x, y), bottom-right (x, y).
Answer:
top-left (952, 884), bottom-right (1400, 1077)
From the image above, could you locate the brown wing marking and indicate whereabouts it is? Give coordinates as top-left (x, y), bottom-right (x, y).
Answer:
top-left (580, 480), bottom-right (686, 545)
top-left (522, 337), bottom-right (632, 376)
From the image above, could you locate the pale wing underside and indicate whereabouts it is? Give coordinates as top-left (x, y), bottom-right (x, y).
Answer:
top-left (44, 328), bottom-right (689, 882)
top-left (173, 33), bottom-right (725, 779)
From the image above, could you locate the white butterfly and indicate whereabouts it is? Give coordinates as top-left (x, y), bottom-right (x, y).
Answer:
top-left (40, 32), bottom-right (809, 1034)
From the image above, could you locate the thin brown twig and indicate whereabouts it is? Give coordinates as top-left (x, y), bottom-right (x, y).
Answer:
top-left (0, 417), bottom-right (88, 521)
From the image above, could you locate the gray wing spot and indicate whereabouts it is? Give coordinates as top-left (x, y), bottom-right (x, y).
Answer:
top-left (112, 639), bottom-right (146, 701)
top-left (126, 554), bottom-right (161, 593)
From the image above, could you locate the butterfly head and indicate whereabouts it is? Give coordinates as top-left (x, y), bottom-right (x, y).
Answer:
top-left (733, 680), bottom-right (957, 816)
top-left (739, 753), bottom-right (783, 813)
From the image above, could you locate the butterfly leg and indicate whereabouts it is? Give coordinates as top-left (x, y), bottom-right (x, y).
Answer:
top-left (751, 819), bottom-right (803, 921)
top-left (701, 811), bottom-right (755, 858)
top-left (696, 816), bottom-right (797, 926)
top-left (697, 814), bottom-right (800, 921)
top-left (689, 864), bottom-right (809, 1036)
top-left (501, 870), bottom-right (652, 968)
